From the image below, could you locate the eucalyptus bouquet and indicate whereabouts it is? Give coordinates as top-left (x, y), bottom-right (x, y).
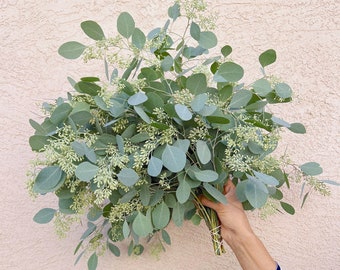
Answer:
top-left (28, 1), bottom-right (331, 269)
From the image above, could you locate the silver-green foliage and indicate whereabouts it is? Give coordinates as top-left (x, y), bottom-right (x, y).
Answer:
top-left (28, 1), bottom-right (332, 269)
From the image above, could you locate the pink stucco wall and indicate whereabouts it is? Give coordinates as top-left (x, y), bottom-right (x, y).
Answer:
top-left (0, 0), bottom-right (339, 269)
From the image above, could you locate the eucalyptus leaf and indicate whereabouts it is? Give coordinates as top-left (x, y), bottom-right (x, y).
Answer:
top-left (33, 208), bottom-right (56, 224)
top-left (132, 28), bottom-right (146, 49)
top-left (128, 92), bottom-right (148, 106)
top-left (191, 93), bottom-right (208, 112)
top-left (33, 166), bottom-right (66, 193)
top-left (147, 156), bottom-right (163, 177)
top-left (203, 183), bottom-right (227, 204)
top-left (108, 243), bottom-right (121, 257)
top-left (152, 201), bottom-right (170, 229)
top-left (253, 171), bottom-right (279, 186)
top-left (259, 49), bottom-right (276, 68)
top-left (300, 162), bottom-right (323, 176)
top-left (176, 178), bottom-right (191, 204)
top-left (162, 145), bottom-right (186, 173)
top-left (275, 83), bottom-right (292, 99)
top-left (123, 219), bottom-right (130, 238)
top-left (168, 2), bottom-right (180, 20)
top-left (214, 62), bottom-right (244, 83)
top-left (29, 135), bottom-right (49, 151)
top-left (221, 45), bottom-right (232, 57)
top-left (161, 229), bottom-right (171, 245)
top-left (253, 78), bottom-right (272, 96)
top-left (198, 31), bottom-right (217, 49)
top-left (229, 89), bottom-right (252, 109)
top-left (50, 103), bottom-right (72, 124)
top-left (132, 211), bottom-right (153, 237)
top-left (175, 104), bottom-right (192, 121)
top-left (193, 169), bottom-right (218, 182)
top-left (186, 73), bottom-right (207, 95)
top-left (245, 180), bottom-right (268, 208)
top-left (134, 106), bottom-right (151, 124)
top-left (288, 123), bottom-right (306, 134)
top-left (58, 41), bottom-right (86, 59)
top-left (190, 21), bottom-right (200, 41)
top-left (117, 12), bottom-right (135, 38)
top-left (87, 253), bottom-right (98, 270)
top-left (75, 162), bottom-right (99, 182)
top-left (81, 20), bottom-right (105, 41)
top-left (280, 202), bottom-right (295, 215)
top-left (196, 140), bottom-right (211, 165)
top-left (117, 168), bottom-right (140, 186)
top-left (172, 202), bottom-right (185, 226)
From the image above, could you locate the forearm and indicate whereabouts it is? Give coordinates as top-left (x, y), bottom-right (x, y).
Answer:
top-left (227, 232), bottom-right (277, 270)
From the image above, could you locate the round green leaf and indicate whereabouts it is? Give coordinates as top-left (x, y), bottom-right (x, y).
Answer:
top-left (186, 73), bottom-right (207, 95)
top-left (81, 20), bottom-right (105, 41)
top-left (214, 62), bottom-right (244, 83)
top-left (221, 45), bottom-right (232, 57)
top-left (29, 135), bottom-right (49, 151)
top-left (190, 21), bottom-right (200, 41)
top-left (75, 162), bottom-right (99, 182)
top-left (128, 92), bottom-right (148, 106)
top-left (198, 31), bottom-right (217, 49)
top-left (191, 93), bottom-right (208, 112)
top-left (253, 171), bottom-right (279, 186)
top-left (117, 168), bottom-right (140, 186)
top-left (162, 145), bottom-right (186, 173)
top-left (300, 162), bottom-right (323, 176)
top-left (175, 104), bottom-right (192, 121)
top-left (33, 166), bottom-right (66, 193)
top-left (132, 28), bottom-right (146, 49)
top-left (152, 202), bottom-right (170, 229)
top-left (275, 83), bottom-right (292, 99)
top-left (161, 55), bottom-right (174, 71)
top-left (168, 2), bottom-right (180, 20)
top-left (132, 211), bottom-right (153, 237)
top-left (33, 208), bottom-right (56, 224)
top-left (259, 49), bottom-right (276, 68)
top-left (117, 12), bottom-right (135, 38)
top-left (69, 111), bottom-right (92, 126)
top-left (147, 156), bottom-right (163, 177)
top-left (253, 78), bottom-right (272, 96)
top-left (245, 180), bottom-right (268, 208)
top-left (58, 41), bottom-right (86, 59)
top-left (196, 140), bottom-right (211, 165)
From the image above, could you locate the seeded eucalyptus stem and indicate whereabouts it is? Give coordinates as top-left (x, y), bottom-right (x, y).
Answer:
top-left (193, 195), bottom-right (226, 255)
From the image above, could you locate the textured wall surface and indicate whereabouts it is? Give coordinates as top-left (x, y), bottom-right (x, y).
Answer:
top-left (0, 0), bottom-right (339, 269)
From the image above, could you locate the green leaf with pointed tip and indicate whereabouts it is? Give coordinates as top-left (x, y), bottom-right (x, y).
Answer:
top-left (199, 31), bottom-right (217, 49)
top-left (175, 104), bottom-right (192, 121)
top-left (253, 171), bottom-right (279, 186)
top-left (288, 123), bottom-right (306, 134)
top-left (229, 89), bottom-right (252, 109)
top-left (259, 49), bottom-right (276, 68)
top-left (206, 115), bottom-right (230, 124)
top-left (75, 162), bottom-right (99, 182)
top-left (161, 229), bottom-right (171, 245)
top-left (221, 45), bottom-right (232, 57)
top-left (203, 183), bottom-right (227, 204)
top-left (50, 103), bottom-right (72, 124)
top-left (172, 202), bottom-right (185, 226)
top-left (152, 201), bottom-right (170, 229)
top-left (176, 178), bottom-right (191, 204)
top-left (162, 145), bottom-right (186, 173)
top-left (81, 20), bottom-right (105, 40)
top-left (33, 208), bottom-right (56, 224)
top-left (58, 41), bottom-right (86, 59)
top-left (87, 253), bottom-right (98, 270)
top-left (33, 166), bottom-right (66, 193)
top-left (147, 156), bottom-right (163, 177)
top-left (132, 211), bottom-right (153, 237)
top-left (75, 81), bottom-right (101, 96)
top-left (280, 202), bottom-right (295, 215)
top-left (275, 83), bottom-right (292, 99)
top-left (253, 78), bottom-right (272, 96)
top-left (117, 168), bottom-right (139, 186)
top-left (69, 111), bottom-right (92, 126)
top-left (122, 219), bottom-right (130, 239)
top-left (140, 185), bottom-right (151, 206)
top-left (186, 73), bottom-right (207, 94)
top-left (108, 243), bottom-right (121, 257)
top-left (214, 62), bottom-right (244, 83)
top-left (161, 55), bottom-right (174, 71)
top-left (196, 140), bottom-right (211, 165)
top-left (300, 162), bottom-right (323, 176)
top-left (132, 28), bottom-right (146, 49)
top-left (117, 12), bottom-right (135, 38)
top-left (134, 106), bottom-right (151, 124)
top-left (190, 21), bottom-right (200, 41)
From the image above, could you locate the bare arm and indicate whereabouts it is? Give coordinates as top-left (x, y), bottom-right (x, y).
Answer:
top-left (200, 180), bottom-right (277, 270)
